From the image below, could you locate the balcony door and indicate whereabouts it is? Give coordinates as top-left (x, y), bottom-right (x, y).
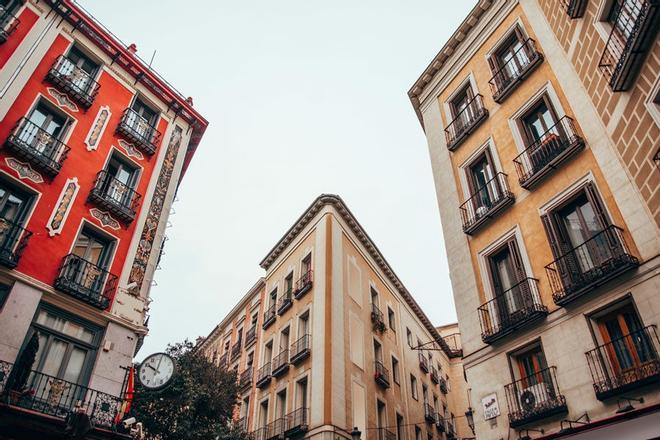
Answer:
top-left (0, 180), bottom-right (32, 252)
top-left (597, 306), bottom-right (655, 377)
top-left (492, 28), bottom-right (530, 83)
top-left (467, 150), bottom-right (499, 216)
top-left (450, 84), bottom-right (475, 131)
top-left (66, 45), bottom-right (99, 93)
top-left (130, 97), bottom-right (159, 140)
top-left (102, 155), bottom-right (139, 207)
top-left (68, 227), bottom-right (114, 296)
top-left (488, 239), bottom-right (529, 322)
top-left (24, 102), bottom-right (68, 157)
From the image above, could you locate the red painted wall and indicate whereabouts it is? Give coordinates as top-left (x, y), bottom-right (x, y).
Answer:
top-left (0, 6), bottom-right (38, 69)
top-left (0, 34), bottom-right (169, 307)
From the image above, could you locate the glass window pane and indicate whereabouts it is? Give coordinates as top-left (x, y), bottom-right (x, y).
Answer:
top-left (62, 347), bottom-right (86, 383)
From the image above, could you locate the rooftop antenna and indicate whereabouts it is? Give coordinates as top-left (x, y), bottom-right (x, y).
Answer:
top-left (149, 49), bottom-right (157, 67)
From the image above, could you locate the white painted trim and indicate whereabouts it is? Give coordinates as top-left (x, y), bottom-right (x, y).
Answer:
top-left (592, 0), bottom-right (616, 43)
top-left (484, 16), bottom-right (528, 59)
top-left (645, 75), bottom-right (660, 128)
top-left (538, 171), bottom-right (595, 214)
top-left (458, 137), bottom-right (504, 201)
top-left (442, 72), bottom-right (479, 124)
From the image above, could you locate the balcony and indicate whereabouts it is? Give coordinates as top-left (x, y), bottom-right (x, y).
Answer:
top-left (371, 303), bottom-right (386, 333)
top-left (45, 55), bottom-right (100, 109)
top-left (115, 108), bottom-right (161, 156)
top-left (489, 38), bottom-right (543, 103)
top-left (88, 170), bottom-right (141, 224)
top-left (513, 116), bottom-right (585, 190)
top-left (439, 377), bottom-right (448, 394)
top-left (446, 420), bottom-right (456, 439)
top-left (375, 429), bottom-right (395, 440)
top-left (435, 414), bottom-right (446, 433)
top-left (459, 172), bottom-right (514, 235)
top-left (430, 366), bottom-right (440, 384)
top-left (505, 366), bottom-right (568, 428)
top-left (284, 407), bottom-right (309, 436)
top-left (255, 362), bottom-right (271, 389)
top-left (290, 334), bottom-right (311, 365)
top-left (0, 6), bottom-right (20, 44)
top-left (266, 418), bottom-right (285, 440)
top-left (418, 352), bottom-right (429, 373)
top-left (586, 325), bottom-right (660, 400)
top-left (294, 269), bottom-right (313, 299)
top-left (54, 253), bottom-right (117, 310)
top-left (277, 290), bottom-right (293, 315)
top-left (561, 0), bottom-right (588, 18)
top-left (245, 325), bottom-right (257, 348)
top-left (445, 94), bottom-right (488, 151)
top-left (251, 427), bottom-right (268, 440)
top-left (599, 0), bottom-right (659, 91)
top-left (0, 360), bottom-right (122, 431)
top-left (546, 225), bottom-right (639, 306)
top-left (231, 340), bottom-right (242, 361)
top-left (5, 117), bottom-right (71, 177)
top-left (478, 278), bottom-right (548, 344)
top-left (374, 360), bottom-right (390, 388)
top-left (235, 416), bottom-right (247, 432)
top-left (424, 404), bottom-right (437, 423)
top-left (263, 303), bottom-right (276, 329)
top-left (0, 216), bottom-right (32, 269)
top-left (239, 367), bottom-right (253, 392)
top-left (218, 353), bottom-right (228, 369)
top-left (271, 349), bottom-right (289, 377)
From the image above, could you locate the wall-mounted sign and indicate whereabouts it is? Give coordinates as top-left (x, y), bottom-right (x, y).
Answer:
top-left (482, 393), bottom-right (500, 420)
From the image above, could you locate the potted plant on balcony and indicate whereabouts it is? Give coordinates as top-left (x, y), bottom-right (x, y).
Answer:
top-left (5, 332), bottom-right (39, 405)
top-left (371, 316), bottom-right (386, 333)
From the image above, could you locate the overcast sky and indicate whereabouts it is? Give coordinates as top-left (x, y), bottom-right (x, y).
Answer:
top-left (77, 0), bottom-right (475, 359)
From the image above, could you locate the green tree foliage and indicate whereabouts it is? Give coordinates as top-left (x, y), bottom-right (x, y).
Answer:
top-left (131, 340), bottom-right (245, 440)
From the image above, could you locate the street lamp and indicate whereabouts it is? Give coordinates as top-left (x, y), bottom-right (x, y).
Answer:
top-left (465, 407), bottom-right (475, 433)
top-left (350, 427), bottom-right (362, 440)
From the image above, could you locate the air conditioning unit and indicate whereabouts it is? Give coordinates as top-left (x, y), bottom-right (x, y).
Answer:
top-left (518, 382), bottom-right (550, 412)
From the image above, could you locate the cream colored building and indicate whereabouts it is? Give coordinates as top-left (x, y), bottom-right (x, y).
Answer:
top-left (409, 0), bottom-right (659, 439)
top-left (199, 195), bottom-right (472, 440)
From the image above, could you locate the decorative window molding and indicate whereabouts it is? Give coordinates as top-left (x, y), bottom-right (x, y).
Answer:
top-left (47, 87), bottom-right (79, 113)
top-left (117, 139), bottom-right (145, 161)
top-left (89, 208), bottom-right (120, 231)
top-left (85, 106), bottom-right (111, 151)
top-left (46, 177), bottom-right (80, 236)
top-left (5, 157), bottom-right (44, 184)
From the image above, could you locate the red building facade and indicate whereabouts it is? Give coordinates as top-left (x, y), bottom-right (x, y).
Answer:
top-left (0, 1), bottom-right (207, 437)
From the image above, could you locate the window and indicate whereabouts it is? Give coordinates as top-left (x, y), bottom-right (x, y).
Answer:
top-left (467, 149), bottom-right (497, 202)
top-left (520, 96), bottom-right (560, 145)
top-left (370, 287), bottom-right (379, 306)
top-left (388, 307), bottom-right (396, 332)
top-left (223, 337), bottom-right (230, 353)
top-left (296, 377), bottom-right (308, 410)
top-left (391, 356), bottom-right (400, 385)
top-left (28, 100), bottom-right (69, 141)
top-left (377, 400), bottom-right (386, 429)
top-left (240, 396), bottom-right (250, 419)
top-left (0, 177), bottom-right (34, 259)
top-left (236, 328), bottom-right (243, 344)
top-left (285, 272), bottom-right (293, 294)
top-left (269, 289), bottom-right (277, 307)
top-left (373, 339), bottom-right (383, 363)
top-left (27, 305), bottom-right (101, 389)
top-left (259, 399), bottom-right (269, 428)
top-left (406, 328), bottom-right (413, 347)
top-left (251, 312), bottom-right (258, 327)
top-left (67, 45), bottom-right (99, 78)
top-left (69, 225), bottom-right (115, 293)
top-left (513, 344), bottom-right (548, 386)
top-left (131, 96), bottom-right (159, 127)
top-left (280, 327), bottom-right (290, 352)
top-left (298, 310), bottom-right (310, 336)
top-left (410, 374), bottom-right (418, 400)
top-left (489, 27), bottom-right (530, 79)
top-left (104, 154), bottom-right (139, 191)
top-left (415, 426), bottom-right (422, 440)
top-left (487, 238), bottom-right (528, 305)
top-left (276, 389), bottom-right (287, 419)
top-left (450, 83), bottom-right (475, 122)
top-left (1, 0), bottom-right (22, 15)
top-left (264, 340), bottom-right (273, 363)
top-left (0, 283), bottom-right (12, 309)
top-left (301, 253), bottom-right (312, 275)
top-left (606, 0), bottom-right (638, 42)
top-left (422, 384), bottom-right (429, 404)
top-left (396, 414), bottom-right (404, 440)
top-left (65, 45), bottom-right (100, 93)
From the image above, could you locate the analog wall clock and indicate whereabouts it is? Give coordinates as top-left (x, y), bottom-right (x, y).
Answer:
top-left (138, 352), bottom-right (176, 390)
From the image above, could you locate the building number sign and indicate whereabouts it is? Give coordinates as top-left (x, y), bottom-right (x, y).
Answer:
top-left (482, 393), bottom-right (500, 420)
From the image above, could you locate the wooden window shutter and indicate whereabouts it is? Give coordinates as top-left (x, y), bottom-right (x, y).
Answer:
top-left (541, 214), bottom-right (563, 259)
top-left (584, 182), bottom-right (611, 229)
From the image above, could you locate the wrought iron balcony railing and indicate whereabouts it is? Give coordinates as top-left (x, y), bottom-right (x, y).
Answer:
top-left (0, 216), bottom-right (32, 269)
top-left (245, 325), bottom-right (257, 347)
top-left (284, 407), bottom-right (309, 436)
top-left (459, 172), bottom-right (514, 235)
top-left (0, 6), bottom-right (20, 44)
top-left (430, 365), bottom-right (439, 384)
top-left (266, 418), bottom-right (285, 440)
top-left (489, 38), bottom-right (543, 103)
top-left (504, 366), bottom-right (568, 427)
top-left (599, 0), bottom-right (659, 91)
top-left (250, 427), bottom-right (268, 440)
top-left (115, 108), bottom-right (161, 156)
top-left (272, 349), bottom-right (289, 377)
top-left (88, 170), bottom-right (141, 223)
top-left (424, 403), bottom-right (437, 423)
top-left (255, 362), bottom-right (271, 388)
top-left (5, 117), bottom-right (71, 177)
top-left (0, 360), bottom-right (122, 429)
top-left (294, 269), bottom-right (313, 299)
top-left (446, 420), bottom-right (456, 439)
top-left (231, 340), bottom-right (242, 361)
top-left (45, 55), bottom-right (100, 109)
top-left (239, 367), bottom-right (253, 391)
top-left (513, 116), bottom-right (585, 189)
top-left (478, 278), bottom-right (548, 344)
top-left (439, 376), bottom-right (448, 394)
top-left (445, 94), bottom-right (488, 151)
top-left (371, 303), bottom-right (386, 332)
top-left (419, 352), bottom-right (429, 373)
top-left (376, 428), bottom-right (396, 440)
top-left (218, 353), bottom-right (228, 369)
top-left (290, 334), bottom-right (311, 364)
top-left (374, 360), bottom-right (390, 388)
top-left (277, 289), bottom-right (293, 315)
top-left (561, 0), bottom-right (588, 18)
top-left (263, 303), bottom-right (276, 329)
top-left (54, 253), bottom-right (117, 309)
top-left (545, 225), bottom-right (638, 305)
top-left (586, 325), bottom-right (660, 400)
top-left (435, 413), bottom-right (446, 432)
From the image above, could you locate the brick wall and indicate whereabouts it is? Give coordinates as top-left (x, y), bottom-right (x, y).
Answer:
top-left (538, 0), bottom-right (660, 228)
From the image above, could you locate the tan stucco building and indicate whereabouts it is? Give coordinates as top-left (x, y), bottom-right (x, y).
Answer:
top-left (409, 0), bottom-right (659, 439)
top-left (198, 195), bottom-right (472, 440)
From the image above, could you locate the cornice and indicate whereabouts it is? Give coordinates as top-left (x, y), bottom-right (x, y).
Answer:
top-left (260, 194), bottom-right (458, 358)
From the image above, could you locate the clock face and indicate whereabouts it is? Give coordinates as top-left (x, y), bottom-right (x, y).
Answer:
top-left (138, 352), bottom-right (175, 390)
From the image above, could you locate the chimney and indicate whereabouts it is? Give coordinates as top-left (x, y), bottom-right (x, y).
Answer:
top-left (127, 43), bottom-right (138, 55)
